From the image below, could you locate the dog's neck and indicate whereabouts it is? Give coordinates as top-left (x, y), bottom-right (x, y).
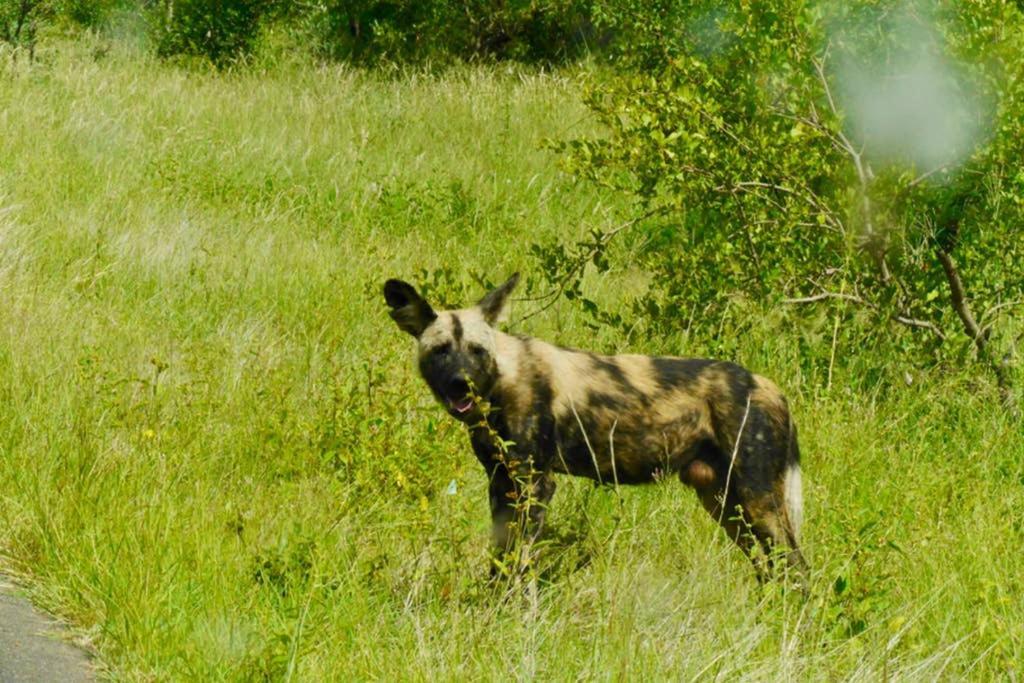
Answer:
top-left (491, 330), bottom-right (526, 398)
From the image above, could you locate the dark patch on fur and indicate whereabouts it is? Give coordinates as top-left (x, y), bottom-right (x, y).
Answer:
top-left (650, 357), bottom-right (714, 392)
top-left (529, 372), bottom-right (557, 465)
top-left (586, 390), bottom-right (630, 412)
top-left (554, 412), bottom-right (605, 482)
top-left (720, 362), bottom-right (753, 405)
top-left (733, 410), bottom-right (779, 494)
top-left (588, 355), bottom-right (654, 407)
top-left (451, 315), bottom-right (463, 344)
top-left (787, 423), bottom-right (801, 467)
top-left (591, 355), bottom-right (632, 390)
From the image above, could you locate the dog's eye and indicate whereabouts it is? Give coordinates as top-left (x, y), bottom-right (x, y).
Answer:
top-left (434, 343), bottom-right (452, 357)
top-left (469, 344), bottom-right (487, 357)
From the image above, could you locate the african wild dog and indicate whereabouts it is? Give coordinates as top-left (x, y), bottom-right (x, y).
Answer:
top-left (384, 273), bottom-right (808, 582)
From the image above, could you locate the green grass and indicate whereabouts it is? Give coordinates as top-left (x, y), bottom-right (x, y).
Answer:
top-left (1, 43), bottom-right (1022, 680)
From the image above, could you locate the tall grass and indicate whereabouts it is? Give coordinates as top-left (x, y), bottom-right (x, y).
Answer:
top-left (0, 44), bottom-right (1021, 680)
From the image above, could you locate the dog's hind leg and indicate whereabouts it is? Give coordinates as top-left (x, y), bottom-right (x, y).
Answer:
top-left (694, 479), bottom-right (807, 586)
top-left (693, 485), bottom-right (759, 568)
top-left (737, 487), bottom-right (809, 584)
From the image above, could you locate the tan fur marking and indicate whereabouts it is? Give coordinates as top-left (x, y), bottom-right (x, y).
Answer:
top-left (452, 309), bottom-right (494, 348)
top-left (613, 354), bottom-right (663, 397)
top-left (526, 341), bottom-right (597, 422)
top-left (492, 332), bottom-right (523, 389)
top-left (751, 374), bottom-right (790, 431)
top-left (420, 309), bottom-right (497, 355)
top-left (417, 313), bottom-right (455, 352)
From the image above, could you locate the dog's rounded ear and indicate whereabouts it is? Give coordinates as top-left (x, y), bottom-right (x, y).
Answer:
top-left (384, 279), bottom-right (418, 309)
top-left (477, 272), bottom-right (520, 324)
top-left (384, 279), bottom-right (436, 337)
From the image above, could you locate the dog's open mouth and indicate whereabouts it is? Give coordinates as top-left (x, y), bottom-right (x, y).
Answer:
top-left (448, 397), bottom-right (474, 414)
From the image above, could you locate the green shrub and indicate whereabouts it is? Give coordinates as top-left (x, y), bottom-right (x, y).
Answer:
top-left (1, 0), bottom-right (54, 53)
top-left (290, 0), bottom-right (595, 64)
top-left (546, 0), bottom-right (1024, 399)
top-left (4, 0), bottom-right (597, 66)
top-left (148, 0), bottom-right (272, 65)
top-left (59, 0), bottom-right (130, 28)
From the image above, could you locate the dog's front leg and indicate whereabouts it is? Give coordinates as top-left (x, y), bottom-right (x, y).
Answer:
top-left (485, 460), bottom-right (555, 578)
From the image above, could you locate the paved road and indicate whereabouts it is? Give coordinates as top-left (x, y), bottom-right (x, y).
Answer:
top-left (0, 576), bottom-right (93, 683)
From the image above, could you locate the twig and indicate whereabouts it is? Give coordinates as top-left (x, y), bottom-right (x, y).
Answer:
top-left (782, 292), bottom-right (865, 305)
top-left (827, 282), bottom-right (846, 390)
top-left (568, 396), bottom-right (602, 487)
top-left (893, 315), bottom-right (947, 341)
top-left (980, 300), bottom-right (1024, 334)
top-left (718, 395), bottom-right (751, 529)
top-left (814, 56), bottom-right (889, 286)
top-left (936, 248), bottom-right (1018, 408)
top-left (514, 206), bottom-right (665, 325)
top-left (908, 165), bottom-right (948, 187)
top-left (936, 249), bottom-right (986, 352)
top-left (720, 180), bottom-right (845, 233)
top-left (784, 288), bottom-right (947, 341)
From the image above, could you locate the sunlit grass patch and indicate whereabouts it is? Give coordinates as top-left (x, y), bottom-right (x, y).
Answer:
top-left (0, 44), bottom-right (1021, 680)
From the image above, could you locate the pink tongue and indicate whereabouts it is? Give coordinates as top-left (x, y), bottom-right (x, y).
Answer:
top-left (453, 398), bottom-right (473, 413)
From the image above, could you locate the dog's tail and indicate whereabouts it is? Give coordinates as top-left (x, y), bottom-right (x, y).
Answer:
top-left (783, 421), bottom-right (805, 557)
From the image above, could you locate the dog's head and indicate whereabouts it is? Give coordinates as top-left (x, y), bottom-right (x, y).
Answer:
top-left (384, 273), bottom-right (519, 421)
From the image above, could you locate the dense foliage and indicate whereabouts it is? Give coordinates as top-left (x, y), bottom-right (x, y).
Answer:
top-left (285, 0), bottom-right (595, 65)
top-left (546, 0), bottom-right (1024, 400)
top-left (150, 0), bottom-right (270, 64)
top-left (0, 0), bottom-right (596, 64)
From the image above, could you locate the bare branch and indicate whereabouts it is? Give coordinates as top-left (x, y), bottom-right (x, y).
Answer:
top-left (782, 292), bottom-right (865, 305)
top-left (720, 180), bottom-right (845, 233)
top-left (784, 286), bottom-right (947, 342)
top-left (893, 315), bottom-right (947, 341)
top-left (936, 249), bottom-right (986, 351)
top-left (980, 300), bottom-right (1024, 332)
top-left (774, 109), bottom-right (851, 158)
top-left (908, 165), bottom-right (948, 188)
top-left (813, 58), bottom-right (840, 122)
top-left (812, 57), bottom-right (894, 290)
top-left (813, 58), bottom-right (870, 179)
top-left (935, 248), bottom-right (1017, 408)
top-left (513, 206), bottom-right (665, 325)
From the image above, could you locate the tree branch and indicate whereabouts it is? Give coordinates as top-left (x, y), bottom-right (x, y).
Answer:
top-left (783, 287), bottom-right (947, 342)
top-left (980, 300), bottom-right (1024, 334)
top-left (782, 292), bottom-right (865, 305)
top-left (719, 180), bottom-right (845, 233)
top-left (935, 249), bottom-right (986, 352)
top-left (936, 248), bottom-right (1017, 411)
top-left (514, 206), bottom-right (665, 325)
top-left (892, 315), bottom-right (947, 341)
top-left (812, 57), bottom-right (890, 284)
top-left (908, 165), bottom-right (948, 187)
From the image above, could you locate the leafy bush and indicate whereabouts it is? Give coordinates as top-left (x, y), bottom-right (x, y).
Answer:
top-left (289, 0), bottom-right (595, 64)
top-left (59, 0), bottom-right (130, 28)
top-left (148, 0), bottom-right (272, 65)
top-left (546, 0), bottom-right (1024, 402)
top-left (5, 0), bottom-right (597, 65)
top-left (1, 0), bottom-right (53, 54)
